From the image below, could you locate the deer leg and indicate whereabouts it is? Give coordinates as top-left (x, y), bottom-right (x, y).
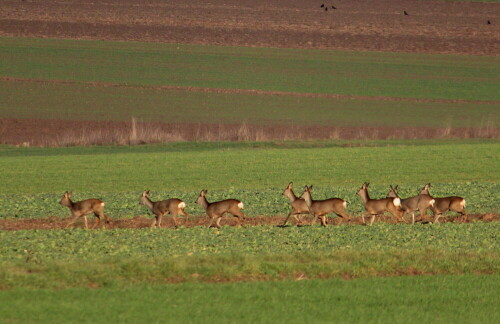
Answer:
top-left (216, 217), bottom-right (223, 228)
top-left (92, 214), bottom-right (101, 229)
top-left (369, 215), bottom-right (376, 226)
top-left (320, 216), bottom-right (327, 227)
top-left (65, 213), bottom-right (79, 229)
top-left (232, 210), bottom-right (246, 227)
top-left (411, 212), bottom-right (415, 225)
top-left (310, 214), bottom-right (319, 226)
top-left (181, 211), bottom-right (189, 226)
top-left (433, 213), bottom-right (442, 224)
top-left (83, 216), bottom-right (88, 229)
top-left (150, 215), bottom-right (158, 229)
top-left (361, 212), bottom-right (371, 225)
top-left (282, 211), bottom-right (293, 226)
top-left (170, 212), bottom-right (179, 229)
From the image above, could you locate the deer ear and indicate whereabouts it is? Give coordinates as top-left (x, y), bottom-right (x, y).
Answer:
top-left (395, 185), bottom-right (398, 190)
top-left (288, 182), bottom-right (293, 188)
top-left (67, 191), bottom-right (72, 197)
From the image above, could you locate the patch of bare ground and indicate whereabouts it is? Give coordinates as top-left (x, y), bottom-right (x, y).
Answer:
top-left (1, 118), bottom-right (498, 147)
top-left (0, 213), bottom-right (497, 230)
top-left (0, 0), bottom-right (499, 56)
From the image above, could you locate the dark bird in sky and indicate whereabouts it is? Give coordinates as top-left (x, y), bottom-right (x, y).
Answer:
top-left (487, 20), bottom-right (491, 24)
top-left (325, 7), bottom-right (328, 11)
top-left (332, 6), bottom-right (337, 9)
top-left (404, 11), bottom-right (409, 16)
top-left (320, 4), bottom-right (324, 8)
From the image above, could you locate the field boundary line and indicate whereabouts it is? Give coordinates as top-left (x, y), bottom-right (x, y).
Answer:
top-left (2, 76), bottom-right (499, 105)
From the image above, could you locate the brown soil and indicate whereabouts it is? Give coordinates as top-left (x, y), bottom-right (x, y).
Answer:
top-left (1, 213), bottom-right (498, 230)
top-left (1, 0), bottom-right (499, 56)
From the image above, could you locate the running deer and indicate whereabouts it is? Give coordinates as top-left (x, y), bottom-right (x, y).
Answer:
top-left (139, 191), bottom-right (189, 229)
top-left (281, 182), bottom-right (310, 226)
top-left (386, 185), bottom-right (435, 224)
top-left (418, 183), bottom-right (466, 223)
top-left (356, 183), bottom-right (404, 225)
top-left (60, 191), bottom-right (111, 229)
top-left (300, 185), bottom-right (350, 226)
top-left (195, 190), bottom-right (246, 228)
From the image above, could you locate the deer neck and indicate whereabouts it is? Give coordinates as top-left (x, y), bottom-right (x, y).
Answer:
top-left (142, 196), bottom-right (155, 211)
top-left (199, 196), bottom-right (210, 210)
top-left (284, 189), bottom-right (298, 203)
top-left (62, 198), bottom-right (74, 210)
top-left (419, 188), bottom-right (430, 196)
top-left (359, 189), bottom-right (370, 204)
top-left (302, 192), bottom-right (313, 207)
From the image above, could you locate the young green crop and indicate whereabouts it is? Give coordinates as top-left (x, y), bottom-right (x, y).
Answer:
top-left (1, 275), bottom-right (499, 323)
top-left (1, 37), bottom-right (499, 100)
top-left (0, 141), bottom-right (498, 219)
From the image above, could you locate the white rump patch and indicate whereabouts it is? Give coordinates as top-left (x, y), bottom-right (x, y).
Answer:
top-left (178, 202), bottom-right (186, 209)
top-left (461, 199), bottom-right (466, 208)
top-left (429, 199), bottom-right (435, 207)
top-left (238, 202), bottom-right (244, 209)
top-left (101, 202), bottom-right (105, 206)
top-left (343, 201), bottom-right (347, 208)
top-left (393, 198), bottom-right (401, 207)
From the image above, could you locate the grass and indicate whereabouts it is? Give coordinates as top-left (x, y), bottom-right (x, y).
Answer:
top-left (0, 140), bottom-right (498, 194)
top-left (1, 37), bottom-right (499, 101)
top-left (1, 275), bottom-right (498, 323)
top-left (2, 223), bottom-right (498, 262)
top-left (1, 79), bottom-right (498, 128)
top-left (0, 140), bottom-right (498, 217)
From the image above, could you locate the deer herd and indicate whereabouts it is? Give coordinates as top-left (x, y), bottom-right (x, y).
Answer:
top-left (59, 183), bottom-right (466, 229)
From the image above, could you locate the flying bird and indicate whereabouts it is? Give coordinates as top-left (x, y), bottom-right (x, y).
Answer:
top-left (320, 4), bottom-right (324, 8)
top-left (487, 20), bottom-right (491, 25)
top-left (404, 11), bottom-right (409, 16)
top-left (332, 6), bottom-right (337, 9)
top-left (325, 7), bottom-right (328, 11)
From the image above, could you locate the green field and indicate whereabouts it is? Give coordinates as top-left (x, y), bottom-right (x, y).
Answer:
top-left (0, 140), bottom-right (498, 218)
top-left (1, 37), bottom-right (499, 130)
top-left (1, 275), bottom-right (499, 324)
top-left (1, 36), bottom-right (499, 322)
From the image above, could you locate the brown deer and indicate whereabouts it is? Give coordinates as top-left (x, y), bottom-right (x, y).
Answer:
top-left (139, 191), bottom-right (188, 229)
top-left (195, 190), bottom-right (246, 228)
top-left (418, 183), bottom-right (466, 223)
top-left (386, 185), bottom-right (435, 224)
top-left (60, 191), bottom-right (111, 229)
top-left (300, 185), bottom-right (350, 226)
top-left (281, 182), bottom-right (310, 226)
top-left (356, 183), bottom-right (404, 226)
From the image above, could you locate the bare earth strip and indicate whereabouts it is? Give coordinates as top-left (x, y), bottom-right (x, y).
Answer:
top-left (0, 0), bottom-right (499, 56)
top-left (0, 213), bottom-right (498, 230)
top-left (2, 118), bottom-right (499, 146)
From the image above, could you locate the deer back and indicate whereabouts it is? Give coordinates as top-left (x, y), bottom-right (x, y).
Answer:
top-left (155, 198), bottom-right (186, 214)
top-left (72, 199), bottom-right (105, 215)
top-left (208, 199), bottom-right (243, 216)
top-left (434, 196), bottom-right (466, 213)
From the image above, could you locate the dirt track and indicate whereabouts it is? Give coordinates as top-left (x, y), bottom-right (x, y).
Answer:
top-left (1, 0), bottom-right (499, 56)
top-left (1, 213), bottom-right (498, 230)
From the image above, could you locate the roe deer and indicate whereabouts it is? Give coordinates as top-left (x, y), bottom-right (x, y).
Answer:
top-left (281, 182), bottom-right (310, 226)
top-left (139, 191), bottom-right (188, 229)
top-left (300, 185), bottom-right (350, 226)
top-left (418, 183), bottom-right (466, 223)
top-left (386, 185), bottom-right (435, 224)
top-left (356, 183), bottom-right (404, 226)
top-left (195, 190), bottom-right (246, 228)
top-left (60, 191), bottom-right (110, 229)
